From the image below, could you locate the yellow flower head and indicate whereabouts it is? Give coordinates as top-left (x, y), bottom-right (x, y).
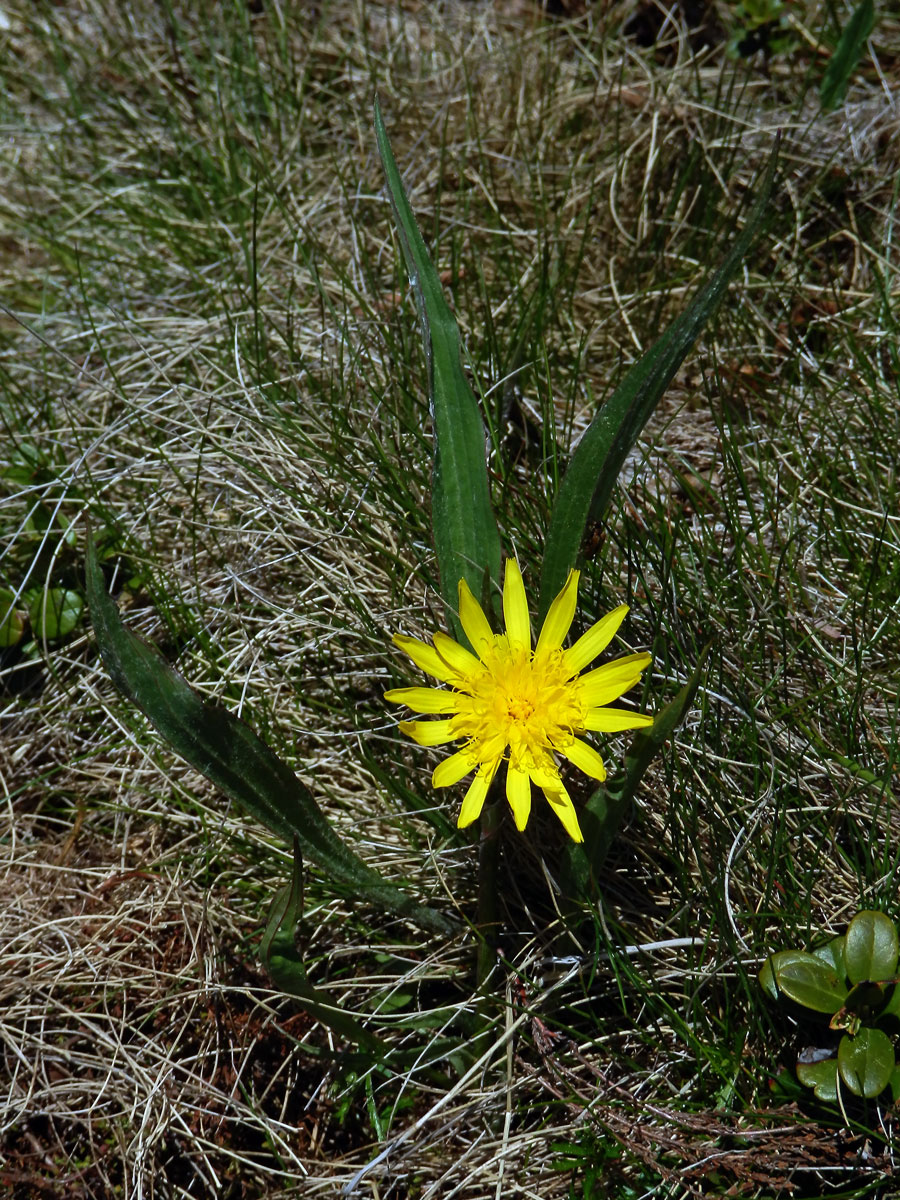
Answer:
top-left (385, 560), bottom-right (652, 842)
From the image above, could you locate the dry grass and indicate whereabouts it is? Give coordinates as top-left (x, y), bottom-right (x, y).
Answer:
top-left (1, 0), bottom-right (899, 1196)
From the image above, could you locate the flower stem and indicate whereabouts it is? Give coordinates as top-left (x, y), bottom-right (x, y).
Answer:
top-left (475, 793), bottom-right (503, 987)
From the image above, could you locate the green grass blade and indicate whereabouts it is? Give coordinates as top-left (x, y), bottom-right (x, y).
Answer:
top-left (85, 531), bottom-right (456, 936)
top-left (374, 98), bottom-right (501, 639)
top-left (820, 0), bottom-right (876, 111)
top-left (538, 144), bottom-right (780, 620)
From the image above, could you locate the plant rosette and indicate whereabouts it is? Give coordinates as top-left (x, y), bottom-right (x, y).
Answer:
top-left (760, 910), bottom-right (900, 1100)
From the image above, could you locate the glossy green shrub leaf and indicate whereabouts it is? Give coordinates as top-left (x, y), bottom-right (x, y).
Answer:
top-left (796, 1057), bottom-right (838, 1101)
top-left (838, 1026), bottom-right (895, 1098)
top-left (85, 530), bottom-right (455, 936)
top-left (812, 935), bottom-right (846, 975)
top-left (28, 587), bottom-right (84, 639)
top-left (820, 0), bottom-right (875, 111)
top-left (765, 949), bottom-right (848, 1013)
top-left (0, 588), bottom-right (26, 648)
top-left (374, 98), bottom-right (501, 640)
top-left (844, 910), bottom-right (898, 985)
top-left (843, 979), bottom-right (892, 1023)
top-left (537, 143), bottom-right (779, 620)
top-left (880, 981), bottom-right (900, 1021)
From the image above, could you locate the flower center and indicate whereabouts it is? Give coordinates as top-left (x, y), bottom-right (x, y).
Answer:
top-left (449, 637), bottom-right (585, 766)
top-left (508, 697), bottom-right (534, 721)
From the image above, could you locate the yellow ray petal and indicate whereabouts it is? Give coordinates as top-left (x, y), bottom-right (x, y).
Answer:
top-left (562, 604), bottom-right (629, 677)
top-left (529, 759), bottom-right (562, 790)
top-left (399, 719), bottom-right (458, 747)
top-left (393, 634), bottom-right (461, 684)
top-left (502, 558), bottom-right (531, 652)
top-left (458, 760), bottom-right (500, 827)
top-left (433, 630), bottom-right (481, 679)
top-left (578, 653), bottom-right (651, 707)
top-left (458, 577), bottom-right (494, 656)
top-left (528, 761), bottom-right (585, 840)
top-left (506, 763), bottom-right (532, 831)
top-left (561, 736), bottom-right (607, 781)
top-left (384, 686), bottom-right (458, 714)
top-left (432, 747), bottom-right (478, 788)
top-left (535, 568), bottom-right (579, 655)
top-left (583, 708), bottom-right (654, 733)
top-left (539, 779), bottom-right (584, 843)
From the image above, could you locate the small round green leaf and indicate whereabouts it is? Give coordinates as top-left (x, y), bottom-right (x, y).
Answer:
top-left (796, 1058), bottom-right (838, 1101)
top-left (0, 587), bottom-right (27, 648)
top-left (844, 910), bottom-right (899, 985)
top-left (767, 950), bottom-right (849, 1013)
top-left (27, 588), bottom-right (84, 640)
top-left (838, 1027), bottom-right (895, 1098)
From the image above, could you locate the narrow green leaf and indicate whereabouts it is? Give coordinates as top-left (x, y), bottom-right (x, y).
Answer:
top-left (820, 0), bottom-right (875, 112)
top-left (759, 954), bottom-right (780, 1001)
top-left (838, 1026), bottom-right (894, 1098)
top-left (538, 142), bottom-right (780, 620)
top-left (85, 530), bottom-right (456, 936)
top-left (261, 839), bottom-right (384, 1054)
top-left (264, 950), bottom-right (386, 1054)
top-left (562, 645), bottom-right (710, 896)
top-left (844, 910), bottom-right (899, 985)
top-left (374, 98), bottom-right (501, 640)
top-left (260, 836), bottom-right (305, 971)
top-left (768, 950), bottom-right (848, 1013)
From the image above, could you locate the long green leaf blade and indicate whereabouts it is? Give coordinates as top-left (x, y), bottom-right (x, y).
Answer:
top-left (820, 0), bottom-right (875, 112)
top-left (261, 839), bottom-right (385, 1054)
top-left (374, 98), bottom-right (501, 639)
top-left (562, 645), bottom-right (710, 897)
top-left (85, 532), bottom-right (455, 936)
top-left (538, 143), bottom-right (780, 619)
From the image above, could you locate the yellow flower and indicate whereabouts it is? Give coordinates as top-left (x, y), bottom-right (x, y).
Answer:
top-left (385, 560), bottom-right (652, 842)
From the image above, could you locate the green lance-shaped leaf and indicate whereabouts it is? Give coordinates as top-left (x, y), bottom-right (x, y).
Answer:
top-left (844, 909), bottom-right (899, 985)
top-left (538, 142), bottom-right (780, 621)
top-left (85, 532), bottom-right (455, 937)
top-left (764, 949), bottom-right (849, 1013)
top-left (838, 1026), bottom-right (895, 1098)
top-left (261, 838), bottom-right (384, 1054)
top-left (820, 0), bottom-right (876, 112)
top-left (562, 645), bottom-right (710, 898)
top-left (374, 98), bottom-right (501, 642)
